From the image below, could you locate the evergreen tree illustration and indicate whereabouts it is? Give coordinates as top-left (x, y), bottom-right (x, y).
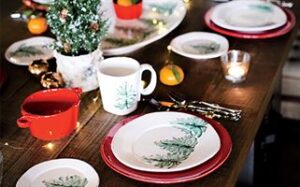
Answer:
top-left (10, 44), bottom-right (44, 57)
top-left (172, 117), bottom-right (207, 138)
top-left (114, 82), bottom-right (137, 110)
top-left (143, 117), bottom-right (208, 169)
top-left (42, 175), bottom-right (88, 187)
top-left (143, 130), bottom-right (198, 168)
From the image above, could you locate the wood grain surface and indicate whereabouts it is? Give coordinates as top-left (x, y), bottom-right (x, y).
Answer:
top-left (1, 0), bottom-right (299, 186)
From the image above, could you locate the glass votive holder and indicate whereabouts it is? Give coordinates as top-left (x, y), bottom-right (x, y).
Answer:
top-left (221, 50), bottom-right (251, 83)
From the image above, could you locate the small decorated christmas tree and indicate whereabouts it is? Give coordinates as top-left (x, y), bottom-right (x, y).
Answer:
top-left (46, 0), bottom-right (108, 56)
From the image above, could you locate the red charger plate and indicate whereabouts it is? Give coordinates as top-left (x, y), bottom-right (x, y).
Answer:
top-left (22, 0), bottom-right (49, 11)
top-left (204, 7), bottom-right (296, 39)
top-left (99, 114), bottom-right (232, 184)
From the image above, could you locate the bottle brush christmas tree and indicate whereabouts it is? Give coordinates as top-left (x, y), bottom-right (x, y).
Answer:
top-left (46, 0), bottom-right (108, 56)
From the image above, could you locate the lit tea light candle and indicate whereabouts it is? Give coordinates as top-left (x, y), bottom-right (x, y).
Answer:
top-left (221, 50), bottom-right (251, 83)
top-left (227, 65), bottom-right (245, 79)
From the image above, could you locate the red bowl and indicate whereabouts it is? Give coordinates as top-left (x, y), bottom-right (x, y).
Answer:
top-left (113, 2), bottom-right (143, 20)
top-left (17, 88), bottom-right (82, 140)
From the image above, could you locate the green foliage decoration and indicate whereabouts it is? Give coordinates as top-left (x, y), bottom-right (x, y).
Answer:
top-left (46, 0), bottom-right (108, 56)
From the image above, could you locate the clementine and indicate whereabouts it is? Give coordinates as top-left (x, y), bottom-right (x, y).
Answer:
top-left (159, 64), bottom-right (184, 86)
top-left (27, 17), bottom-right (48, 35)
top-left (117, 0), bottom-right (132, 6)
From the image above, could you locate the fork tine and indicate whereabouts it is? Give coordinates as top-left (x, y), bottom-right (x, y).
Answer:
top-left (168, 91), bottom-right (186, 103)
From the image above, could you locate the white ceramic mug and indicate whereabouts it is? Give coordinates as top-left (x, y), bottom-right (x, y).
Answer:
top-left (97, 57), bottom-right (157, 115)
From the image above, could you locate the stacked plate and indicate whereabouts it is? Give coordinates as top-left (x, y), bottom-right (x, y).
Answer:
top-left (205, 0), bottom-right (296, 39)
top-left (100, 112), bottom-right (232, 184)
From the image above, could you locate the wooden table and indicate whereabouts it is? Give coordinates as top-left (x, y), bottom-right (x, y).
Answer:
top-left (1, 0), bottom-right (299, 186)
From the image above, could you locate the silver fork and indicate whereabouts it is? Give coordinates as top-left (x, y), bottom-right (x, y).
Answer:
top-left (168, 91), bottom-right (242, 117)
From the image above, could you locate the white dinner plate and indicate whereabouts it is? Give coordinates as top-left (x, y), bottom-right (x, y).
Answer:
top-left (170, 32), bottom-right (229, 59)
top-left (5, 36), bottom-right (54, 66)
top-left (111, 112), bottom-right (221, 172)
top-left (211, 0), bottom-right (287, 33)
top-left (16, 159), bottom-right (99, 187)
top-left (101, 0), bottom-right (186, 55)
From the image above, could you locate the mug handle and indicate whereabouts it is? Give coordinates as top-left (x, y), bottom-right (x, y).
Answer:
top-left (140, 64), bottom-right (157, 96)
top-left (17, 116), bottom-right (35, 128)
top-left (72, 87), bottom-right (83, 96)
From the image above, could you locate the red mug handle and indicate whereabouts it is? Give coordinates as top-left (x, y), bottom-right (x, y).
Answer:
top-left (17, 116), bottom-right (34, 128)
top-left (72, 87), bottom-right (82, 96)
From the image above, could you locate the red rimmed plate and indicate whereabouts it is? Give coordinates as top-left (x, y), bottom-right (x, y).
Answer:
top-left (99, 113), bottom-right (232, 184)
top-left (204, 7), bottom-right (296, 39)
top-left (22, 0), bottom-right (49, 11)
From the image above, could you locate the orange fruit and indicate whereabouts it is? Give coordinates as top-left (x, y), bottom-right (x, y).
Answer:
top-left (118, 0), bottom-right (132, 6)
top-left (159, 64), bottom-right (184, 86)
top-left (27, 17), bottom-right (48, 35)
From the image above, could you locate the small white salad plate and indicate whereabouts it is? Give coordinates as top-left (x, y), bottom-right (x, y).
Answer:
top-left (211, 0), bottom-right (287, 33)
top-left (111, 112), bottom-right (221, 172)
top-left (5, 36), bottom-right (54, 66)
top-left (170, 32), bottom-right (229, 59)
top-left (16, 159), bottom-right (99, 187)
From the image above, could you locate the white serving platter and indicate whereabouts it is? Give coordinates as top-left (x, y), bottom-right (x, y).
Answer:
top-left (101, 0), bottom-right (186, 56)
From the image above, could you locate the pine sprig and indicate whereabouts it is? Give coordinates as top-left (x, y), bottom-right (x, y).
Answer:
top-left (46, 0), bottom-right (108, 56)
top-left (42, 175), bottom-right (88, 187)
top-left (143, 117), bottom-right (208, 169)
top-left (143, 153), bottom-right (185, 168)
top-left (173, 117), bottom-right (207, 138)
top-left (10, 44), bottom-right (44, 57)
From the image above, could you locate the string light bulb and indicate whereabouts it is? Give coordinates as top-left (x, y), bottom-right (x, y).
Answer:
top-left (43, 143), bottom-right (55, 151)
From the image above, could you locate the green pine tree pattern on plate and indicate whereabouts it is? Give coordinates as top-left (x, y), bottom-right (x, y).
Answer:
top-left (114, 82), bottom-right (137, 110)
top-left (173, 117), bottom-right (207, 138)
top-left (149, 2), bottom-right (177, 15)
top-left (189, 41), bottom-right (220, 55)
top-left (249, 4), bottom-right (273, 13)
top-left (143, 117), bottom-right (207, 168)
top-left (9, 44), bottom-right (44, 58)
top-left (42, 175), bottom-right (88, 187)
